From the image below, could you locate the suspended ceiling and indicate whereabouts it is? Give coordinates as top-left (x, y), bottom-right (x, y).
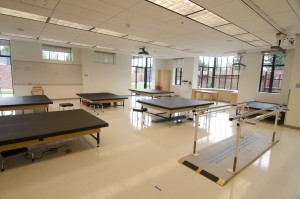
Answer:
top-left (0, 0), bottom-right (299, 58)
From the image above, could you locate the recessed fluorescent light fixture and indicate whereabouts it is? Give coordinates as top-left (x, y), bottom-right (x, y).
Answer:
top-left (95, 46), bottom-right (115, 50)
top-left (1, 32), bottom-right (37, 39)
top-left (91, 28), bottom-right (127, 37)
top-left (188, 10), bottom-right (229, 27)
top-left (49, 18), bottom-right (93, 31)
top-left (147, 0), bottom-right (204, 16)
top-left (215, 24), bottom-right (247, 36)
top-left (234, 33), bottom-right (260, 42)
top-left (124, 35), bottom-right (153, 43)
top-left (39, 38), bottom-right (68, 44)
top-left (0, 7), bottom-right (48, 22)
top-left (150, 41), bottom-right (173, 47)
top-left (248, 40), bottom-right (269, 47)
top-left (69, 42), bottom-right (93, 47)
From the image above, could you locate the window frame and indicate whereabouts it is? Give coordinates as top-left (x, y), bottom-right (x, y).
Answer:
top-left (174, 68), bottom-right (183, 85)
top-left (131, 56), bottom-right (153, 89)
top-left (0, 39), bottom-right (11, 57)
top-left (94, 51), bottom-right (116, 64)
top-left (198, 56), bottom-right (241, 90)
top-left (42, 44), bottom-right (72, 62)
top-left (258, 53), bottom-right (285, 93)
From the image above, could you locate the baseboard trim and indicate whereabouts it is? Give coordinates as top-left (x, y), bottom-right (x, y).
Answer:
top-left (283, 125), bottom-right (300, 130)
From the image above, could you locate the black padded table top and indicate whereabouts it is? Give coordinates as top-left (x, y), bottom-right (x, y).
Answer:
top-left (76, 92), bottom-right (128, 101)
top-left (0, 95), bottom-right (53, 108)
top-left (0, 109), bottom-right (108, 146)
top-left (137, 97), bottom-right (214, 110)
top-left (247, 101), bottom-right (286, 112)
top-left (129, 89), bottom-right (174, 94)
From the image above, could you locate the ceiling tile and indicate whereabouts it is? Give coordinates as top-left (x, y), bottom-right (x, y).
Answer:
top-left (0, 0), bottom-right (53, 16)
top-left (0, 14), bottom-right (45, 36)
top-left (59, 0), bottom-right (124, 17)
top-left (102, 10), bottom-right (165, 33)
top-left (288, 0), bottom-right (300, 10)
top-left (128, 1), bottom-right (181, 23)
top-left (209, 1), bottom-right (261, 23)
top-left (101, 0), bottom-right (142, 9)
top-left (0, 0), bottom-right (299, 58)
top-left (192, 0), bottom-right (234, 10)
top-left (51, 2), bottom-right (111, 27)
top-left (40, 24), bottom-right (85, 41)
top-left (269, 11), bottom-right (300, 31)
top-left (251, 0), bottom-right (291, 15)
top-left (22, 0), bottom-right (59, 9)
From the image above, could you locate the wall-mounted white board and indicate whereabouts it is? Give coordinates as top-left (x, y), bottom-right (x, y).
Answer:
top-left (12, 60), bottom-right (82, 85)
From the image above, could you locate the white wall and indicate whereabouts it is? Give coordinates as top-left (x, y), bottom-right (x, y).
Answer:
top-left (285, 35), bottom-right (300, 128)
top-left (155, 59), bottom-right (170, 70)
top-left (237, 50), bottom-right (293, 104)
top-left (11, 40), bottom-right (81, 64)
top-left (10, 40), bottom-right (83, 99)
top-left (170, 57), bottom-right (196, 98)
top-left (81, 49), bottom-right (131, 95)
top-left (10, 40), bottom-right (132, 98)
top-left (154, 58), bottom-right (171, 89)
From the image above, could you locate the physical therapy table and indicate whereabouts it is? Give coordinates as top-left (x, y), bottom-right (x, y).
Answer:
top-left (137, 97), bottom-right (214, 124)
top-left (246, 101), bottom-right (286, 125)
top-left (129, 89), bottom-right (174, 98)
top-left (0, 95), bottom-right (53, 114)
top-left (0, 109), bottom-right (109, 152)
top-left (77, 92), bottom-right (128, 107)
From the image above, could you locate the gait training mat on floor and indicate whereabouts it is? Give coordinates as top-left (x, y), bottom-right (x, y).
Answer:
top-left (178, 133), bottom-right (279, 186)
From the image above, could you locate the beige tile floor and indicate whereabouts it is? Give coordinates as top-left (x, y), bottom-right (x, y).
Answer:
top-left (0, 96), bottom-right (299, 199)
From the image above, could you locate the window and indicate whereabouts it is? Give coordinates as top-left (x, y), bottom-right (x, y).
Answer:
top-left (174, 68), bottom-right (183, 85)
top-left (259, 53), bottom-right (285, 93)
top-left (95, 51), bottom-right (115, 64)
top-left (42, 45), bottom-right (72, 61)
top-left (131, 56), bottom-right (153, 89)
top-left (198, 56), bottom-right (241, 90)
top-left (0, 39), bottom-right (13, 96)
top-left (173, 58), bottom-right (184, 85)
top-left (0, 40), bottom-right (10, 56)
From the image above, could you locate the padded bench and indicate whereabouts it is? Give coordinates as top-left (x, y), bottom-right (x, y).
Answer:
top-left (59, 103), bottom-right (74, 111)
top-left (1, 147), bottom-right (34, 171)
top-left (132, 107), bottom-right (148, 124)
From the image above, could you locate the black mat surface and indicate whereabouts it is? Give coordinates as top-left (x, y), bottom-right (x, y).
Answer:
top-left (0, 95), bottom-right (53, 107)
top-left (76, 92), bottom-right (128, 101)
top-left (0, 109), bottom-right (108, 145)
top-left (137, 97), bottom-right (214, 110)
top-left (247, 101), bottom-right (286, 125)
top-left (247, 101), bottom-right (286, 112)
top-left (129, 89), bottom-right (174, 94)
